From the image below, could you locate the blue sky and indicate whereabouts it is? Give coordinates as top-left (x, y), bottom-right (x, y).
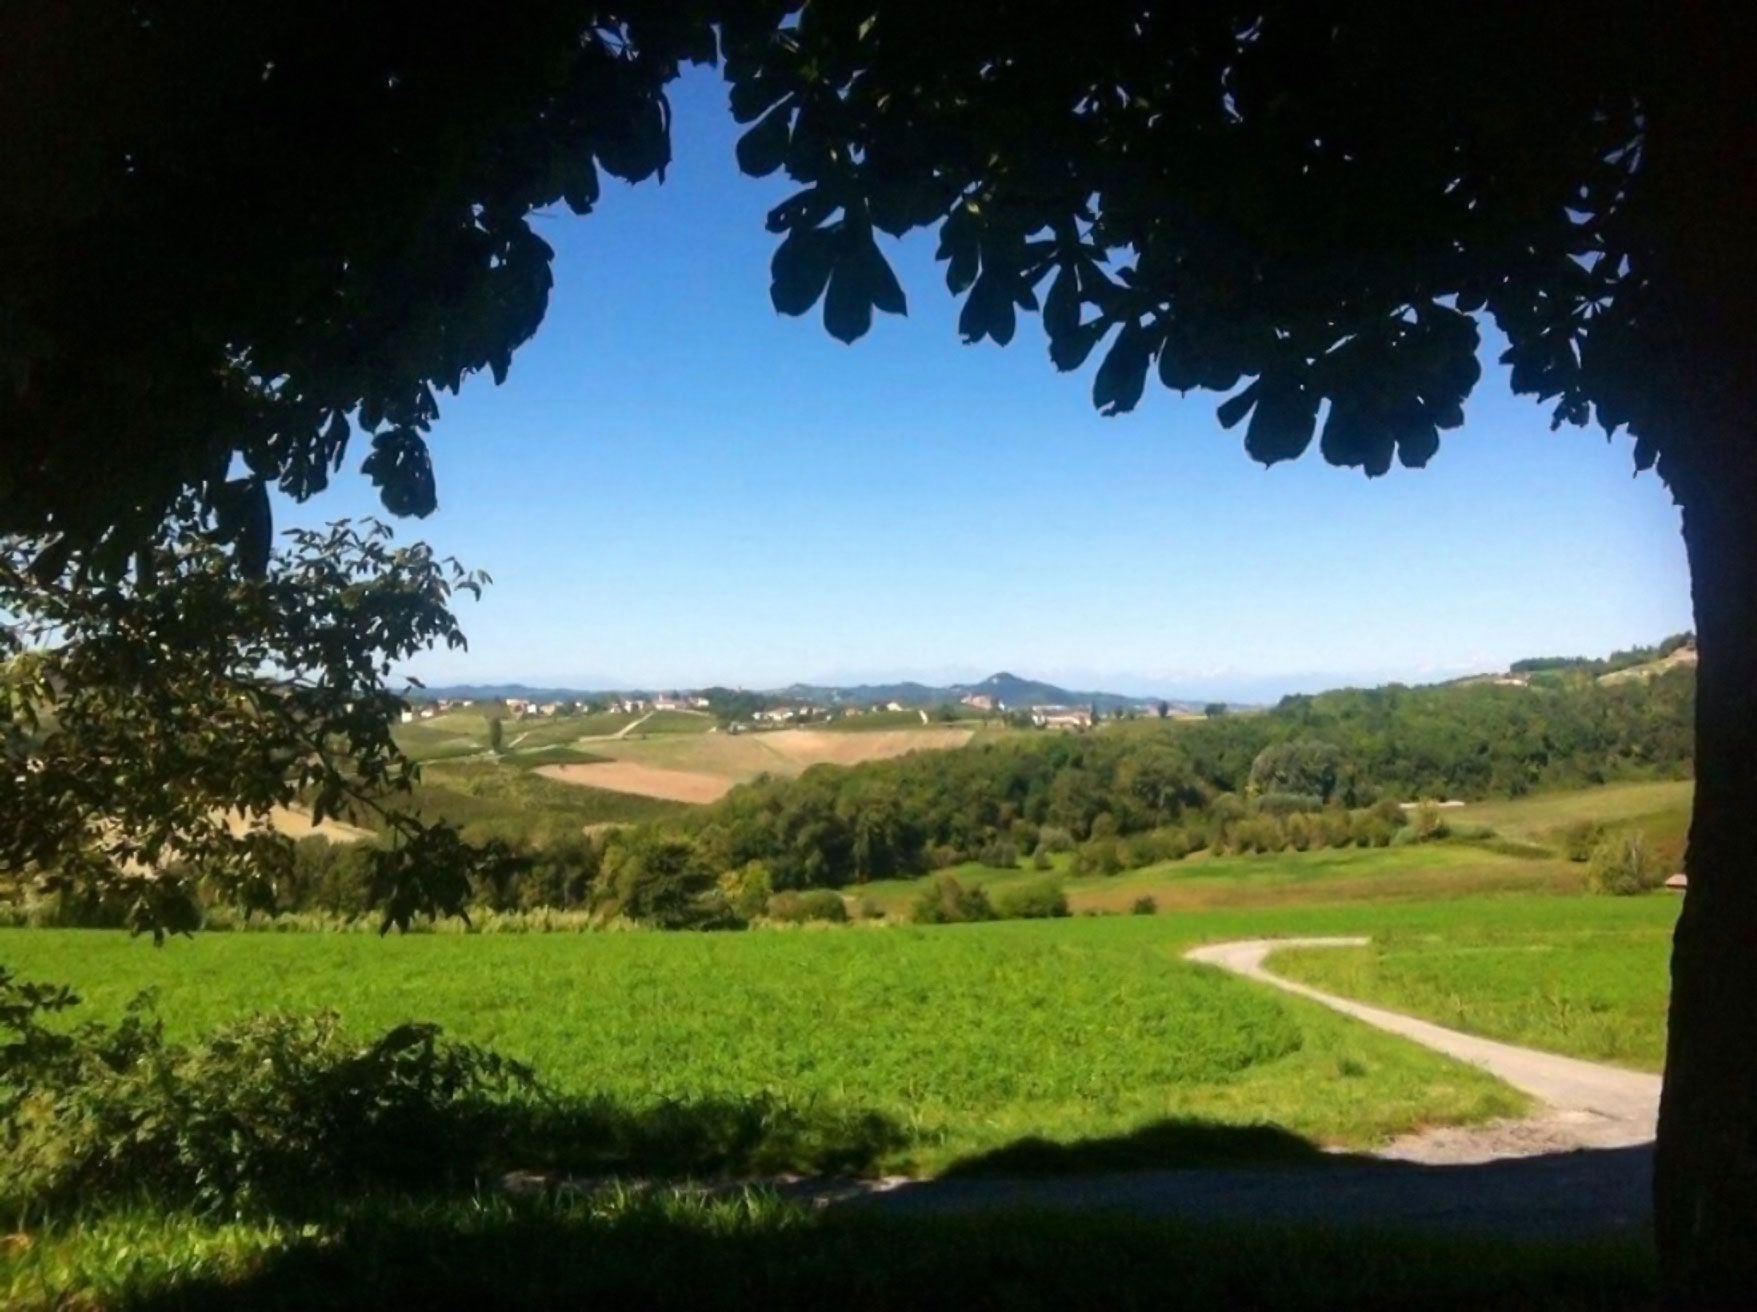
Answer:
top-left (283, 70), bottom-right (1692, 702)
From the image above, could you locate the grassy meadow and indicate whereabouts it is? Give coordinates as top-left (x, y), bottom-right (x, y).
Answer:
top-left (1269, 919), bottom-right (1673, 1071)
top-left (0, 910), bottom-right (1528, 1178)
top-left (0, 778), bottom-right (1689, 1308)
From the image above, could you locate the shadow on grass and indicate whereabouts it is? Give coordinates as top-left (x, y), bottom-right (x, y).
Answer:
top-left (494, 1094), bottom-right (911, 1181)
top-left (114, 1190), bottom-right (1657, 1312)
top-left (938, 1118), bottom-right (1333, 1176)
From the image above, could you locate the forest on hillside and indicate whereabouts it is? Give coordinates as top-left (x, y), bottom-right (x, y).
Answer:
top-left (656, 669), bottom-right (1696, 895)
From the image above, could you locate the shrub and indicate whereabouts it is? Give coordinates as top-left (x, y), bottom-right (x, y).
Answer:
top-left (1584, 831), bottom-right (1666, 896)
top-left (990, 878), bottom-right (1070, 921)
top-left (1034, 826), bottom-right (1075, 855)
top-left (1131, 895), bottom-right (1158, 916)
top-left (927, 845), bottom-right (963, 870)
top-left (1410, 801), bottom-right (1451, 843)
top-left (977, 839), bottom-right (1019, 870)
top-left (765, 889), bottom-right (848, 924)
top-left (1087, 812), bottom-right (1119, 841)
top-left (1317, 807), bottom-right (1354, 848)
top-left (1257, 792), bottom-right (1323, 817)
top-left (910, 874), bottom-right (995, 925)
top-left (1372, 797), bottom-right (1409, 828)
top-left (1284, 813), bottom-right (1313, 852)
top-left (719, 861), bottom-right (774, 922)
top-left (1560, 819), bottom-right (1608, 862)
top-left (0, 969), bottom-right (536, 1214)
top-left (1070, 838), bottom-right (1123, 877)
top-left (1031, 847), bottom-right (1053, 872)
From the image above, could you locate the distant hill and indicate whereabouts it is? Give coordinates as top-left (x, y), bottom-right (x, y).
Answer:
top-left (417, 673), bottom-right (1219, 714)
top-left (779, 672), bottom-right (1207, 714)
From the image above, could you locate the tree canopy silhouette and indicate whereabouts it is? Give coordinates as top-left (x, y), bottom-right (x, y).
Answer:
top-left (3, 2), bottom-right (1754, 1301)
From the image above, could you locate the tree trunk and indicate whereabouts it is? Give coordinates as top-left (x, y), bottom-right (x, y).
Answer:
top-left (1643, 9), bottom-right (1757, 1300)
top-left (1657, 452), bottom-right (1757, 1302)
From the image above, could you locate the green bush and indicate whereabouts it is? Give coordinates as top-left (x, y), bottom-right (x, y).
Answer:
top-left (0, 968), bottom-right (535, 1214)
top-left (1584, 831), bottom-right (1666, 896)
top-left (1559, 819), bottom-right (1608, 862)
top-left (1030, 847), bottom-right (1053, 872)
top-left (1034, 826), bottom-right (1075, 855)
top-left (1410, 801), bottom-right (1451, 842)
top-left (1130, 895), bottom-right (1158, 916)
top-left (910, 874), bottom-right (995, 925)
top-left (765, 889), bottom-right (848, 924)
top-left (719, 861), bottom-right (774, 922)
top-left (989, 878), bottom-right (1069, 921)
top-left (1257, 792), bottom-right (1323, 817)
top-left (1070, 838), bottom-right (1123, 877)
top-left (976, 839), bottom-right (1019, 870)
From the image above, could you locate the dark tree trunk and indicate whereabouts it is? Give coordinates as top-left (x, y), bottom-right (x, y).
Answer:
top-left (1642, 12), bottom-right (1757, 1303)
top-left (1657, 452), bottom-right (1757, 1302)
top-left (1644, 13), bottom-right (1757, 1298)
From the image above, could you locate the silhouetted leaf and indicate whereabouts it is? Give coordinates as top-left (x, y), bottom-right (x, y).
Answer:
top-left (1093, 322), bottom-right (1151, 416)
top-left (959, 271), bottom-right (1015, 345)
top-left (938, 209), bottom-right (980, 295)
top-left (736, 103), bottom-right (792, 178)
top-left (1043, 266), bottom-right (1080, 339)
top-left (1049, 321), bottom-right (1106, 372)
top-left (766, 186), bottom-right (835, 236)
top-left (1216, 382), bottom-right (1261, 430)
top-left (861, 240), bottom-right (907, 316)
top-left (1395, 410), bottom-right (1441, 467)
top-left (1319, 400), bottom-right (1396, 475)
top-left (558, 153), bottom-right (600, 215)
top-left (770, 227), bottom-right (835, 317)
top-left (1243, 380), bottom-right (1318, 465)
top-left (363, 429), bottom-right (437, 518)
top-left (823, 253), bottom-right (873, 343)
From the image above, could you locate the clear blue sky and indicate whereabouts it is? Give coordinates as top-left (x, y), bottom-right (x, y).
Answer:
top-left (283, 70), bottom-right (1692, 702)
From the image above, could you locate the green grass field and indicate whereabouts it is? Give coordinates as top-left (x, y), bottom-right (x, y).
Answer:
top-left (1454, 779), bottom-right (1693, 867)
top-left (859, 842), bottom-right (1585, 919)
top-left (0, 913), bottom-right (1527, 1179)
top-left (819, 708), bottom-right (933, 730)
top-left (633, 709), bottom-right (716, 734)
top-left (1269, 914), bottom-right (1675, 1071)
top-left (0, 781), bottom-right (1689, 1309)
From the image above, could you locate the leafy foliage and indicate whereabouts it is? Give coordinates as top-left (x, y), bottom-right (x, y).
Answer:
top-left (1585, 832), bottom-right (1667, 897)
top-left (1, 969), bottom-right (536, 1214)
top-left (0, 518), bottom-right (501, 936)
top-left (989, 878), bottom-right (1070, 921)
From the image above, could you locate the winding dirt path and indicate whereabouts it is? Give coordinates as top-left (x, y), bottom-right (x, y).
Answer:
top-left (1183, 937), bottom-right (1660, 1161)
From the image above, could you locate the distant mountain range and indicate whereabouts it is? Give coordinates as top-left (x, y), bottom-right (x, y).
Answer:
top-left (776, 672), bottom-right (1206, 713)
top-left (412, 672), bottom-right (1228, 713)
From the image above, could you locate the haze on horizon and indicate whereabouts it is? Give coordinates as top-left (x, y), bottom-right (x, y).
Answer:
top-left (278, 70), bottom-right (1692, 705)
